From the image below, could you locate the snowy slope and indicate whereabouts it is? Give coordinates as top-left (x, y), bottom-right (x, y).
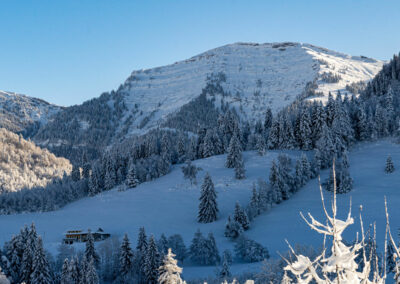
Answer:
top-left (117, 42), bottom-right (383, 135)
top-left (0, 90), bottom-right (61, 133)
top-left (0, 140), bottom-right (399, 279)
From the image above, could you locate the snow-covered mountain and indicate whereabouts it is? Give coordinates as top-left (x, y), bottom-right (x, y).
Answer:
top-left (120, 42), bottom-right (382, 133)
top-left (0, 90), bottom-right (61, 133)
top-left (31, 42), bottom-right (383, 161)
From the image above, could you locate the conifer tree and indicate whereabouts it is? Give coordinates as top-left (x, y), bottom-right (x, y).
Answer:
top-left (386, 155), bottom-right (395, 173)
top-left (218, 252), bottom-right (231, 280)
top-left (157, 233), bottom-right (169, 257)
top-left (85, 231), bottom-right (100, 268)
top-left (21, 223), bottom-right (37, 283)
top-left (158, 249), bottom-right (185, 284)
top-left (60, 258), bottom-right (70, 284)
top-left (234, 157), bottom-right (246, 180)
top-left (268, 119), bottom-right (280, 149)
top-left (299, 108), bottom-right (312, 150)
top-left (144, 236), bottom-right (160, 284)
top-left (198, 173), bottom-right (218, 223)
top-left (136, 227), bottom-right (148, 281)
top-left (126, 161), bottom-right (139, 188)
top-left (202, 129), bottom-right (215, 158)
top-left (256, 134), bottom-right (266, 156)
top-left (30, 237), bottom-right (52, 284)
top-left (189, 230), bottom-right (206, 264)
top-left (224, 216), bottom-right (243, 239)
top-left (167, 235), bottom-right (187, 263)
top-left (119, 234), bottom-right (134, 281)
top-left (225, 132), bottom-right (242, 168)
top-left (249, 184), bottom-right (261, 218)
top-left (82, 152), bottom-right (91, 179)
top-left (84, 257), bottom-right (99, 284)
top-left (264, 108), bottom-right (273, 131)
top-left (233, 202), bottom-right (250, 231)
top-left (205, 233), bottom-right (220, 265)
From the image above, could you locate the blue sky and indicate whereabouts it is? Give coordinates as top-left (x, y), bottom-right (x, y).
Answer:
top-left (1, 0), bottom-right (399, 106)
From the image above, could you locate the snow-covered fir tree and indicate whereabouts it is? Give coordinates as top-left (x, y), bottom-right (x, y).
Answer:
top-left (126, 161), bottom-right (139, 188)
top-left (256, 134), bottom-right (266, 156)
top-left (233, 202), bottom-right (250, 231)
top-left (144, 235), bottom-right (160, 284)
top-left (84, 257), bottom-right (99, 284)
top-left (205, 232), bottom-right (220, 265)
top-left (225, 131), bottom-right (242, 168)
top-left (218, 252), bottom-right (232, 280)
top-left (60, 258), bottom-right (70, 284)
top-left (158, 248), bottom-right (186, 284)
top-left (21, 223), bottom-right (37, 283)
top-left (224, 215), bottom-right (243, 239)
top-left (299, 107), bottom-right (312, 150)
top-left (119, 234), bottom-right (134, 282)
top-left (157, 234), bottom-right (169, 257)
top-left (136, 227), bottom-right (148, 282)
top-left (386, 155), bottom-right (395, 173)
top-left (30, 237), bottom-right (52, 284)
top-left (234, 157), bottom-right (246, 180)
top-left (198, 173), bottom-right (218, 223)
top-left (85, 230), bottom-right (100, 268)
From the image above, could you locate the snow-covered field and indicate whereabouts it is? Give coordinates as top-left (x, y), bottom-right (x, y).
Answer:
top-left (0, 140), bottom-right (399, 279)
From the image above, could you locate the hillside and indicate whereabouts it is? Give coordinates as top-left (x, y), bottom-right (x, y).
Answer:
top-left (0, 90), bottom-right (61, 134)
top-left (0, 128), bottom-right (72, 192)
top-left (0, 140), bottom-right (398, 280)
top-left (31, 42), bottom-right (383, 161)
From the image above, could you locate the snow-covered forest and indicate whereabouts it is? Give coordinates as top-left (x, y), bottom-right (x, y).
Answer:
top-left (0, 128), bottom-right (72, 192)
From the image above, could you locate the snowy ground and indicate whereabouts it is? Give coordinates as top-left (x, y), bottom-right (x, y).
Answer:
top-left (0, 140), bottom-right (399, 280)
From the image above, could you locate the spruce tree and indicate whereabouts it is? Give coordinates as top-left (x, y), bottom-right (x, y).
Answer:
top-left (224, 216), bottom-right (243, 239)
top-left (225, 132), bottom-right (242, 168)
top-left (119, 234), bottom-right (134, 281)
top-left (249, 184), bottom-right (261, 218)
top-left (84, 258), bottom-right (99, 284)
top-left (60, 258), bottom-right (70, 284)
top-left (234, 157), bottom-right (246, 180)
top-left (157, 233), bottom-right (169, 257)
top-left (158, 248), bottom-right (185, 284)
top-left (233, 202), bottom-right (250, 231)
top-left (136, 227), bottom-right (148, 282)
top-left (256, 134), bottom-right (266, 156)
top-left (144, 236), bottom-right (160, 284)
top-left (205, 233), bottom-right (220, 265)
top-left (198, 173), bottom-right (218, 223)
top-left (386, 156), bottom-right (395, 173)
top-left (30, 237), bottom-right (52, 284)
top-left (85, 231), bottom-right (100, 268)
top-left (218, 252), bottom-right (231, 280)
top-left (21, 223), bottom-right (37, 283)
top-left (126, 161), bottom-right (139, 188)
top-left (299, 108), bottom-right (312, 150)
